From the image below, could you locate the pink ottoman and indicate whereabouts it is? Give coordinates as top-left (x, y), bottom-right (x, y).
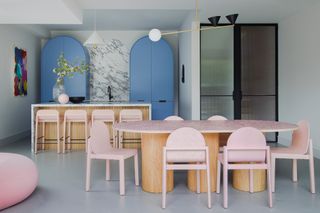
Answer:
top-left (0, 153), bottom-right (38, 210)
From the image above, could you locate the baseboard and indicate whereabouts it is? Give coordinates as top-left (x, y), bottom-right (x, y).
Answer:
top-left (0, 130), bottom-right (30, 146)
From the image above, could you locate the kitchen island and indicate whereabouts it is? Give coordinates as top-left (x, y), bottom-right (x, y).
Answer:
top-left (31, 102), bottom-right (151, 153)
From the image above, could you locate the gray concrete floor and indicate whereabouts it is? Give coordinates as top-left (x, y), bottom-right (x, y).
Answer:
top-left (1, 138), bottom-right (319, 213)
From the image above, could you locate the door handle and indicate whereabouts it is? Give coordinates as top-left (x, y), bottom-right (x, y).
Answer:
top-left (137, 100), bottom-right (144, 102)
top-left (159, 100), bottom-right (167, 103)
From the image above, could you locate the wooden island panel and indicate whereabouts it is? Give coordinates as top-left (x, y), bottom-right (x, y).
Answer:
top-left (32, 104), bottom-right (151, 152)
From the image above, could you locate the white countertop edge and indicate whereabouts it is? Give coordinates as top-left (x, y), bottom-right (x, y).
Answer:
top-left (32, 103), bottom-right (152, 107)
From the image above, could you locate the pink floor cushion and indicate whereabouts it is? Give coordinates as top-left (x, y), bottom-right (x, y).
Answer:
top-left (0, 153), bottom-right (38, 210)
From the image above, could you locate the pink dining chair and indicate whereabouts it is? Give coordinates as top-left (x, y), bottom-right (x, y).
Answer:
top-left (118, 109), bottom-right (143, 148)
top-left (216, 127), bottom-right (272, 208)
top-left (86, 121), bottom-right (139, 195)
top-left (162, 127), bottom-right (211, 209)
top-left (207, 115), bottom-right (228, 121)
top-left (91, 109), bottom-right (117, 148)
top-left (164, 115), bottom-right (184, 121)
top-left (271, 120), bottom-right (315, 193)
top-left (208, 115), bottom-right (228, 152)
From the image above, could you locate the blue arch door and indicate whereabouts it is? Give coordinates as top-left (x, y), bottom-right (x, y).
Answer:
top-left (130, 36), bottom-right (174, 120)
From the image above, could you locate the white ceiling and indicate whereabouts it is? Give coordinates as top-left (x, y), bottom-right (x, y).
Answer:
top-left (0, 0), bottom-right (319, 31)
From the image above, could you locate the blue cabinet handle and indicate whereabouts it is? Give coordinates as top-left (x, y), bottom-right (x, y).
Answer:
top-left (159, 100), bottom-right (167, 103)
top-left (137, 100), bottom-right (145, 102)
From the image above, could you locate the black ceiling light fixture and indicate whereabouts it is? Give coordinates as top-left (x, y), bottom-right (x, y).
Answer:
top-left (208, 16), bottom-right (221, 27)
top-left (226, 14), bottom-right (239, 25)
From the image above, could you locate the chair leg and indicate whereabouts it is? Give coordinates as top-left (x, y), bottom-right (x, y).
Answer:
top-left (309, 156), bottom-right (316, 193)
top-left (85, 157), bottom-right (91, 191)
top-left (42, 122), bottom-right (45, 150)
top-left (223, 165), bottom-right (228, 208)
top-left (113, 129), bottom-right (117, 148)
top-left (106, 160), bottom-right (110, 181)
top-left (120, 131), bottom-right (125, 148)
top-left (119, 159), bottom-right (125, 195)
top-left (57, 121), bottom-right (60, 154)
top-left (162, 164), bottom-right (167, 208)
top-left (35, 120), bottom-right (38, 154)
top-left (196, 168), bottom-right (200, 194)
top-left (85, 120), bottom-right (88, 153)
top-left (134, 154), bottom-right (139, 186)
top-left (216, 161), bottom-right (221, 194)
top-left (267, 167), bottom-right (273, 207)
top-left (63, 119), bottom-right (66, 154)
top-left (68, 121), bottom-right (71, 151)
top-left (292, 159), bottom-right (298, 182)
top-left (271, 156), bottom-right (276, 192)
top-left (249, 169), bottom-right (254, 193)
top-left (206, 157), bottom-right (212, 209)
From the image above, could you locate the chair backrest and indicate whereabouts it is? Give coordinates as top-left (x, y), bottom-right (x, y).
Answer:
top-left (207, 115), bottom-right (228, 121)
top-left (165, 127), bottom-right (206, 163)
top-left (88, 121), bottom-right (112, 154)
top-left (64, 110), bottom-right (87, 121)
top-left (226, 127), bottom-right (267, 162)
top-left (291, 120), bottom-right (310, 154)
top-left (119, 109), bottom-right (143, 122)
top-left (36, 110), bottom-right (59, 121)
top-left (164, 116), bottom-right (184, 121)
top-left (92, 110), bottom-right (115, 123)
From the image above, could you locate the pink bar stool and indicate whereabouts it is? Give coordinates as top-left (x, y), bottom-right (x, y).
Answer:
top-left (118, 109), bottom-right (143, 148)
top-left (216, 127), bottom-right (272, 208)
top-left (35, 110), bottom-right (60, 154)
top-left (91, 110), bottom-right (116, 148)
top-left (86, 121), bottom-right (139, 195)
top-left (63, 110), bottom-right (88, 153)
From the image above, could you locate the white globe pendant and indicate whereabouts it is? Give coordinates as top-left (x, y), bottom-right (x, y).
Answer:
top-left (149, 29), bottom-right (162, 42)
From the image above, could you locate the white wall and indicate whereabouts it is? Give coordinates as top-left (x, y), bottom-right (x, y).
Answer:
top-left (51, 30), bottom-right (180, 114)
top-left (0, 25), bottom-right (43, 143)
top-left (279, 1), bottom-right (320, 157)
top-left (178, 13), bottom-right (200, 120)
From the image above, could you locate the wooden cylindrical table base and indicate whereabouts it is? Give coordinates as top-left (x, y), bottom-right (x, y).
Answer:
top-left (187, 133), bottom-right (219, 192)
top-left (141, 133), bottom-right (173, 193)
top-left (232, 169), bottom-right (266, 192)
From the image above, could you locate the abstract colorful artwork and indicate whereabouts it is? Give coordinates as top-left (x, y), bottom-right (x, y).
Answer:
top-left (14, 47), bottom-right (27, 96)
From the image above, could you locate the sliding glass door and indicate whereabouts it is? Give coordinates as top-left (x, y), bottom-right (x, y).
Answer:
top-left (200, 27), bottom-right (234, 120)
top-left (200, 24), bottom-right (278, 141)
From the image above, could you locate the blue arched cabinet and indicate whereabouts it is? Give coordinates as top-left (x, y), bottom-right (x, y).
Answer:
top-left (41, 36), bottom-right (90, 102)
top-left (130, 36), bottom-right (174, 120)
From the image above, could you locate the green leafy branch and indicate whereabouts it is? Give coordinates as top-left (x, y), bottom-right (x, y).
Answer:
top-left (53, 53), bottom-right (90, 84)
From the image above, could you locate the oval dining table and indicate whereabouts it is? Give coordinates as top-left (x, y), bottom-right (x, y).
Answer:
top-left (113, 120), bottom-right (297, 194)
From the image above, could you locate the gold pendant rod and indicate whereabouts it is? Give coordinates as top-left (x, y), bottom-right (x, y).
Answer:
top-left (161, 24), bottom-right (234, 36)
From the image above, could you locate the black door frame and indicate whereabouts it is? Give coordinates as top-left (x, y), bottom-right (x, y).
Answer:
top-left (200, 23), bottom-right (279, 141)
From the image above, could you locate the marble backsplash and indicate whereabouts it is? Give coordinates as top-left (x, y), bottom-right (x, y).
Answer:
top-left (87, 39), bottom-right (129, 101)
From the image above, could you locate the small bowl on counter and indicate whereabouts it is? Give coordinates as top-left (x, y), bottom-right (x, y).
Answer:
top-left (69, 97), bottom-right (85, 104)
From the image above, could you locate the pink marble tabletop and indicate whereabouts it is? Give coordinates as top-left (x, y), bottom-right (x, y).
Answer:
top-left (113, 120), bottom-right (298, 134)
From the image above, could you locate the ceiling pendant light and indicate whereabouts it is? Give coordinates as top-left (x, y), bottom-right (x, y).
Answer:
top-left (208, 16), bottom-right (221, 26)
top-left (149, 29), bottom-right (162, 42)
top-left (84, 10), bottom-right (104, 47)
top-left (148, 0), bottom-right (239, 42)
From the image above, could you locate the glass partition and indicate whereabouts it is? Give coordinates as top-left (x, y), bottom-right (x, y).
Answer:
top-left (200, 27), bottom-right (234, 120)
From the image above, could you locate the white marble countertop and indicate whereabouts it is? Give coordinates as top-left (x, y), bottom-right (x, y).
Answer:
top-left (32, 101), bottom-right (151, 107)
